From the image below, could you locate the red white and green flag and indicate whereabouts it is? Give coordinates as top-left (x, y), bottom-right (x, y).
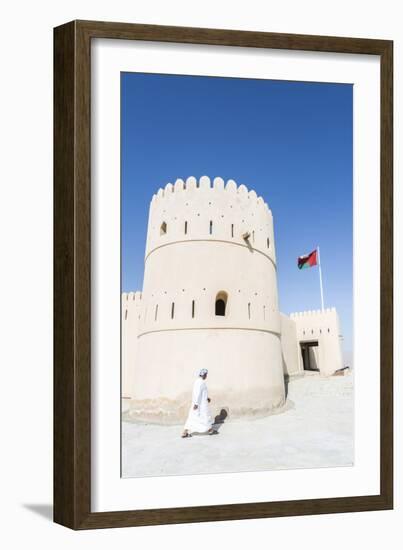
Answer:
top-left (297, 246), bottom-right (325, 310)
top-left (297, 248), bottom-right (318, 270)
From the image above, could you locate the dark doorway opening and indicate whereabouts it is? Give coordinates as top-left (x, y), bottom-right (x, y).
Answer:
top-left (215, 291), bottom-right (228, 316)
top-left (300, 341), bottom-right (319, 371)
top-left (215, 299), bottom-right (226, 316)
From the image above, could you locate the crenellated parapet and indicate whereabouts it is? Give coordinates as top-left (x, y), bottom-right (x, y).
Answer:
top-left (290, 307), bottom-right (336, 318)
top-left (290, 307), bottom-right (341, 343)
top-left (151, 176), bottom-right (270, 208)
top-left (146, 176), bottom-right (275, 262)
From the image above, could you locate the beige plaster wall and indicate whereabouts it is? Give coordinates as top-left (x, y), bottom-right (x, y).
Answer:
top-left (129, 329), bottom-right (285, 424)
top-left (290, 308), bottom-right (344, 376)
top-left (280, 313), bottom-right (301, 376)
top-left (121, 291), bottom-right (142, 398)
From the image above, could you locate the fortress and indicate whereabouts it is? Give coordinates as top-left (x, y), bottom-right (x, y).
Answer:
top-left (122, 176), bottom-right (344, 423)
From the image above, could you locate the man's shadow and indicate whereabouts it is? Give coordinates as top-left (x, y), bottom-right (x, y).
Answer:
top-left (212, 408), bottom-right (229, 433)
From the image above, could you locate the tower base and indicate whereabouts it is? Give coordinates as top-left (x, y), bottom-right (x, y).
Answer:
top-left (127, 329), bottom-right (286, 425)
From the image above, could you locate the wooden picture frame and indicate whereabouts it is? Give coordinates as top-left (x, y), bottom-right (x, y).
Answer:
top-left (54, 20), bottom-right (393, 530)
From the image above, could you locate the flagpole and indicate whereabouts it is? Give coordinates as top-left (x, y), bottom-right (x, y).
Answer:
top-left (317, 245), bottom-right (325, 311)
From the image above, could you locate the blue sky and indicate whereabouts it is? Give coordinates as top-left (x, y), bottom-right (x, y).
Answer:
top-left (121, 73), bottom-right (353, 364)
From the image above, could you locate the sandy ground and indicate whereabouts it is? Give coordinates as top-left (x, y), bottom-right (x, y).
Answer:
top-left (122, 374), bottom-right (353, 478)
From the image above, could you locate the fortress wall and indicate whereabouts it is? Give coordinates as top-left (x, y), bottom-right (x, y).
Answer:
top-left (121, 291), bottom-right (142, 398)
top-left (290, 308), bottom-right (343, 375)
top-left (130, 329), bottom-right (285, 424)
top-left (280, 313), bottom-right (301, 376)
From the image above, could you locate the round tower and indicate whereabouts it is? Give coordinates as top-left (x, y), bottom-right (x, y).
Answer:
top-left (129, 176), bottom-right (285, 423)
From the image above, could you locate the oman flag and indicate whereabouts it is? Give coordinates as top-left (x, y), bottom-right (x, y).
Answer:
top-left (297, 249), bottom-right (318, 269)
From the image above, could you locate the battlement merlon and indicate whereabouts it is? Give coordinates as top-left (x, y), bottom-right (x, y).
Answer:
top-left (149, 176), bottom-right (271, 214)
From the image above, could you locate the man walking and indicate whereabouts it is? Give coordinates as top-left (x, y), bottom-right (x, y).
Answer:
top-left (181, 369), bottom-right (217, 437)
